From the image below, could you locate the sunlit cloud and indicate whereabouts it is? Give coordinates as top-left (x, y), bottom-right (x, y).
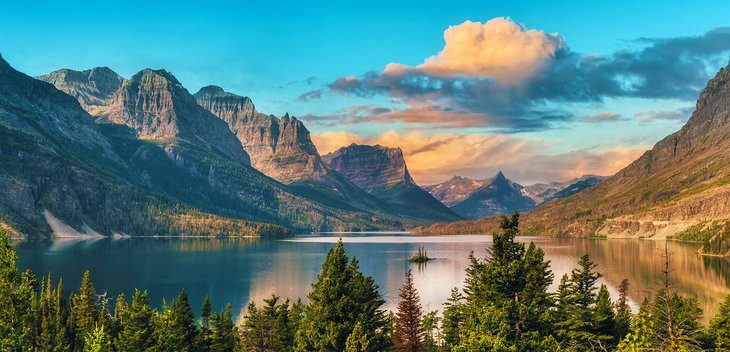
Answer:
top-left (313, 131), bottom-right (648, 185)
top-left (581, 112), bottom-right (624, 123)
top-left (385, 18), bottom-right (566, 84)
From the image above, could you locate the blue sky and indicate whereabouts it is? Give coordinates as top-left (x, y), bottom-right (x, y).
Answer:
top-left (2, 1), bottom-right (730, 184)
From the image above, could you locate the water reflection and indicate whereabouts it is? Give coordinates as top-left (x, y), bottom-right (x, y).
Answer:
top-left (12, 235), bottom-right (730, 324)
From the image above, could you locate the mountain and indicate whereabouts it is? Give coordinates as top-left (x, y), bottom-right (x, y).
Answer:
top-left (37, 67), bottom-right (124, 116)
top-left (322, 144), bottom-right (460, 222)
top-left (0, 54), bottom-right (291, 239)
top-left (447, 171), bottom-right (536, 219)
top-left (423, 176), bottom-right (490, 206)
top-left (37, 64), bottom-right (409, 233)
top-left (522, 175), bottom-right (607, 205)
top-left (192, 85), bottom-right (411, 218)
top-left (193, 86), bottom-right (324, 182)
top-left (416, 62), bottom-right (730, 254)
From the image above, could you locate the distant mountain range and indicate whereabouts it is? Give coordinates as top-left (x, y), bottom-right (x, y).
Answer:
top-left (0, 54), bottom-right (468, 239)
top-left (417, 61), bottom-right (730, 255)
top-left (424, 172), bottom-right (605, 219)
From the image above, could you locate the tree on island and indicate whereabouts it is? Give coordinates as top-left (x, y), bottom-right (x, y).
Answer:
top-left (393, 269), bottom-right (424, 352)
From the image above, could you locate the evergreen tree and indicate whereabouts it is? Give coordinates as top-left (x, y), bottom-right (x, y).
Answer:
top-left (617, 299), bottom-right (654, 352)
top-left (239, 295), bottom-right (296, 352)
top-left (71, 270), bottom-right (99, 350)
top-left (0, 228), bottom-right (38, 350)
top-left (295, 240), bottom-right (392, 352)
top-left (209, 303), bottom-right (236, 352)
top-left (111, 293), bottom-right (127, 339)
top-left (115, 289), bottom-right (155, 352)
top-left (556, 254), bottom-right (602, 351)
top-left (393, 269), bottom-right (424, 352)
top-left (649, 245), bottom-right (703, 351)
top-left (516, 242), bottom-right (554, 348)
top-left (345, 322), bottom-right (369, 352)
top-left (82, 324), bottom-right (111, 352)
top-left (155, 289), bottom-right (197, 351)
top-left (198, 294), bottom-right (212, 351)
top-left (709, 294), bottom-right (730, 351)
top-left (592, 284), bottom-right (617, 349)
top-left (614, 279), bottom-right (632, 342)
top-left (420, 311), bottom-right (440, 352)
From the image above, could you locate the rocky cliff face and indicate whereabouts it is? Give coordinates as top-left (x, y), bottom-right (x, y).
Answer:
top-left (418, 62), bottom-right (730, 240)
top-left (37, 67), bottom-right (125, 116)
top-left (194, 85), bottom-right (326, 183)
top-left (322, 144), bottom-right (415, 190)
top-left (101, 71), bottom-right (250, 165)
top-left (323, 144), bottom-right (460, 222)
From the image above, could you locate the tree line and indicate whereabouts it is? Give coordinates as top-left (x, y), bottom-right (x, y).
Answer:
top-left (2, 214), bottom-right (730, 351)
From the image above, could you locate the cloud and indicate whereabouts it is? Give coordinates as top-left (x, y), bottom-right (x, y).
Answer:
top-left (635, 106), bottom-right (694, 123)
top-left (298, 89), bottom-right (324, 101)
top-left (385, 18), bottom-right (567, 84)
top-left (581, 112), bottom-right (623, 123)
top-left (313, 131), bottom-right (648, 185)
top-left (305, 23), bottom-right (730, 132)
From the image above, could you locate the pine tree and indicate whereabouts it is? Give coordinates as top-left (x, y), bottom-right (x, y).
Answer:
top-left (393, 269), bottom-right (424, 352)
top-left (592, 284), bottom-right (617, 349)
top-left (295, 239), bottom-right (391, 352)
top-left (82, 324), bottom-right (111, 352)
top-left (649, 245), bottom-right (703, 351)
top-left (615, 279), bottom-right (631, 342)
top-left (345, 322), bottom-right (369, 352)
top-left (617, 299), bottom-right (654, 352)
top-left (198, 294), bottom-right (212, 350)
top-left (71, 270), bottom-right (99, 350)
top-left (420, 311), bottom-right (440, 352)
top-left (0, 228), bottom-right (37, 350)
top-left (209, 304), bottom-right (236, 352)
top-left (155, 289), bottom-right (198, 351)
top-left (240, 295), bottom-right (295, 352)
top-left (115, 289), bottom-right (155, 352)
top-left (557, 254), bottom-right (602, 351)
top-left (709, 294), bottom-right (730, 351)
top-left (441, 288), bottom-right (464, 350)
top-left (516, 242), bottom-right (554, 343)
top-left (111, 293), bottom-right (127, 339)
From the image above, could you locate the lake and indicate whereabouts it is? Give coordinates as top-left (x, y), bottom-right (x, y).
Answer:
top-left (13, 234), bottom-right (730, 324)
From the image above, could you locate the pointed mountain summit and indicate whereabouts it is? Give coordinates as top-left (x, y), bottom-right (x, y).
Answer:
top-left (323, 144), bottom-right (460, 222)
top-left (101, 70), bottom-right (250, 165)
top-left (423, 175), bottom-right (490, 206)
top-left (194, 85), bottom-right (324, 182)
top-left (37, 67), bottom-right (125, 115)
top-left (447, 171), bottom-right (536, 219)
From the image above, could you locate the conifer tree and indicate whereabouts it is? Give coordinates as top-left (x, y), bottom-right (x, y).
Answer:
top-left (295, 239), bottom-right (391, 352)
top-left (345, 322), bottom-right (369, 352)
top-left (71, 270), bottom-right (99, 350)
top-left (239, 295), bottom-right (295, 352)
top-left (82, 323), bottom-right (111, 352)
top-left (0, 228), bottom-right (38, 350)
top-left (155, 289), bottom-right (197, 351)
top-left (209, 304), bottom-right (236, 352)
top-left (198, 294), bottom-right (212, 350)
top-left (393, 269), bottom-right (424, 352)
top-left (115, 289), bottom-right (155, 352)
top-left (441, 288), bottom-right (465, 350)
top-left (420, 311), bottom-right (440, 352)
top-left (111, 293), bottom-right (127, 339)
top-left (592, 284), bottom-right (617, 349)
top-left (709, 294), bottom-right (730, 351)
top-left (615, 279), bottom-right (632, 341)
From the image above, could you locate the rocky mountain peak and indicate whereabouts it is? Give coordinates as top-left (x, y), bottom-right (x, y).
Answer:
top-left (194, 86), bottom-right (327, 183)
top-left (322, 144), bottom-right (415, 190)
top-left (37, 66), bottom-right (125, 116)
top-left (100, 68), bottom-right (250, 165)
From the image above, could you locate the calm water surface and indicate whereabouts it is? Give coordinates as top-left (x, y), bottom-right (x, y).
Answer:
top-left (13, 234), bottom-right (730, 324)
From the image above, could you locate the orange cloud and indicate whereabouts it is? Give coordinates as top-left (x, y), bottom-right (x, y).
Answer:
top-left (385, 17), bottom-right (566, 84)
top-left (313, 131), bottom-right (647, 185)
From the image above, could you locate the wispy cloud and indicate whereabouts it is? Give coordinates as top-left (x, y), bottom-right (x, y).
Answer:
top-left (635, 106), bottom-right (694, 123)
top-left (581, 112), bottom-right (624, 123)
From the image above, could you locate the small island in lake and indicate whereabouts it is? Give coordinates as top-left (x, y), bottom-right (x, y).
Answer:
top-left (408, 246), bottom-right (432, 263)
